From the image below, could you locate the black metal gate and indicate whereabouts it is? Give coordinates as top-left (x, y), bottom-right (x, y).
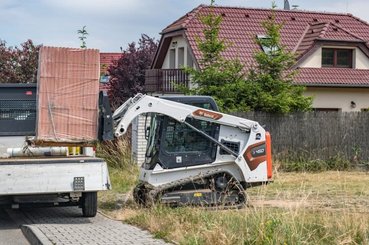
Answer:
top-left (0, 84), bottom-right (37, 136)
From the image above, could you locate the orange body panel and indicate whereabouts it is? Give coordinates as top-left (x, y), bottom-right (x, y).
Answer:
top-left (266, 132), bottom-right (273, 179)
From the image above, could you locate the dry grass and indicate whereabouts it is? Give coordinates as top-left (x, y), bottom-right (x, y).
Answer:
top-left (101, 171), bottom-right (369, 245)
top-left (96, 138), bottom-right (139, 210)
top-left (248, 171), bottom-right (369, 211)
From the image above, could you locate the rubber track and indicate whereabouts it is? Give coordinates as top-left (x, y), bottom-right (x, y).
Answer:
top-left (142, 168), bottom-right (247, 208)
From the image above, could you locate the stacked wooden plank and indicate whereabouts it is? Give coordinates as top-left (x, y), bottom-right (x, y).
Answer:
top-left (35, 46), bottom-right (100, 145)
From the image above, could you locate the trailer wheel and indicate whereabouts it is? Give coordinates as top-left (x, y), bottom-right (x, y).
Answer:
top-left (81, 192), bottom-right (97, 217)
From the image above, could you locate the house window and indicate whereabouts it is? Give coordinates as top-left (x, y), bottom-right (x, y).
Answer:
top-left (178, 47), bottom-right (185, 68)
top-left (187, 49), bottom-right (194, 67)
top-left (322, 48), bottom-right (353, 68)
top-left (169, 49), bottom-right (176, 69)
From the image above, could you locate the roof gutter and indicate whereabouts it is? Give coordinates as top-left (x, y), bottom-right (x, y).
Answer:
top-left (295, 83), bottom-right (369, 88)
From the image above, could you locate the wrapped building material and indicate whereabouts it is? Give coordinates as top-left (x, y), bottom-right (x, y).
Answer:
top-left (35, 46), bottom-right (100, 145)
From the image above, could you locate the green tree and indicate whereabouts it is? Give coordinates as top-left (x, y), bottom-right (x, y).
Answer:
top-left (108, 34), bottom-right (158, 108)
top-left (245, 5), bottom-right (312, 113)
top-left (0, 39), bottom-right (40, 83)
top-left (185, 1), bottom-right (312, 113)
top-left (77, 26), bottom-right (88, 48)
top-left (183, 2), bottom-right (246, 112)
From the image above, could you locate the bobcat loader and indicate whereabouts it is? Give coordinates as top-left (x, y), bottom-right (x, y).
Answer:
top-left (112, 93), bottom-right (272, 207)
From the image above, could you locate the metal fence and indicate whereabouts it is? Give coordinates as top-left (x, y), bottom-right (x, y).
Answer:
top-left (145, 69), bottom-right (189, 93)
top-left (232, 111), bottom-right (369, 162)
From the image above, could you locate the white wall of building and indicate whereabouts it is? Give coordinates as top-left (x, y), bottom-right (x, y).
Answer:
top-left (299, 47), bottom-right (322, 68)
top-left (131, 115), bottom-right (149, 165)
top-left (355, 48), bottom-right (369, 69)
top-left (299, 46), bottom-right (369, 69)
top-left (305, 87), bottom-right (369, 111)
top-left (162, 36), bottom-right (193, 69)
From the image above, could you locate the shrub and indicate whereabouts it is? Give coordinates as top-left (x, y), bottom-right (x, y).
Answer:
top-left (278, 153), bottom-right (352, 172)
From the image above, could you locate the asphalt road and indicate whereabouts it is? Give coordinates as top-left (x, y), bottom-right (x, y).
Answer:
top-left (0, 209), bottom-right (29, 245)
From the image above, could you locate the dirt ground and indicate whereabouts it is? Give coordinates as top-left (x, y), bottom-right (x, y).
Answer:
top-left (246, 171), bottom-right (369, 213)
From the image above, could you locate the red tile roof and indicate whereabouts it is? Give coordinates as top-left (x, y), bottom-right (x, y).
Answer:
top-left (295, 68), bottom-right (369, 86)
top-left (322, 23), bottom-right (364, 42)
top-left (164, 5), bottom-right (369, 66)
top-left (295, 22), bottom-right (365, 57)
top-left (295, 22), bottom-right (327, 56)
top-left (100, 52), bottom-right (122, 74)
top-left (161, 5), bottom-right (369, 86)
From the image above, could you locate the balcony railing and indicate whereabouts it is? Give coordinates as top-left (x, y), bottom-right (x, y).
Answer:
top-left (145, 69), bottom-right (189, 93)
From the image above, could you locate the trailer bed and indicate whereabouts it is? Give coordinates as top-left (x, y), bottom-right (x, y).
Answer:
top-left (0, 157), bottom-right (110, 196)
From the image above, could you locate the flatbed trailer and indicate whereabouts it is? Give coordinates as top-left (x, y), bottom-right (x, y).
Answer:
top-left (0, 84), bottom-right (111, 217)
top-left (0, 156), bottom-right (110, 217)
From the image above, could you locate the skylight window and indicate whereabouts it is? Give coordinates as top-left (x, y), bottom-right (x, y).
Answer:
top-left (257, 35), bottom-right (278, 54)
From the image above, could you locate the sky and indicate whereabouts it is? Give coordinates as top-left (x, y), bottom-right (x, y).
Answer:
top-left (1, 0), bottom-right (369, 52)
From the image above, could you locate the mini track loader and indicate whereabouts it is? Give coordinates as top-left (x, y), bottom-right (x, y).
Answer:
top-left (111, 93), bottom-right (272, 207)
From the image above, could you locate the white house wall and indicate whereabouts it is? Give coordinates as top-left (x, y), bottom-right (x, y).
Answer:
top-left (131, 115), bottom-right (149, 165)
top-left (299, 47), bottom-right (369, 69)
top-left (304, 87), bottom-right (369, 111)
top-left (299, 47), bottom-right (322, 68)
top-left (162, 36), bottom-right (190, 69)
top-left (355, 48), bottom-right (369, 69)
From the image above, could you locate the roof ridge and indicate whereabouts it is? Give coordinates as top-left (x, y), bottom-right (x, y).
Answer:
top-left (318, 22), bottom-right (330, 39)
top-left (317, 22), bottom-right (365, 41)
top-left (200, 4), bottom-right (353, 17)
top-left (293, 24), bottom-right (312, 53)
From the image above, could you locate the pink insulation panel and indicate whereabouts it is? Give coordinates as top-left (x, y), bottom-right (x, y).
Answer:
top-left (36, 46), bottom-right (100, 144)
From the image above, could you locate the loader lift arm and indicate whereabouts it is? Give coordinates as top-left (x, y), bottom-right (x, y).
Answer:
top-left (112, 94), bottom-right (261, 157)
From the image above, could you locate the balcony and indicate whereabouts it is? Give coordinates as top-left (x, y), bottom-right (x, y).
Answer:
top-left (145, 69), bottom-right (190, 93)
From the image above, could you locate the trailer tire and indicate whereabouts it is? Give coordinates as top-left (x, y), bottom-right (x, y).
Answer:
top-left (81, 192), bottom-right (97, 217)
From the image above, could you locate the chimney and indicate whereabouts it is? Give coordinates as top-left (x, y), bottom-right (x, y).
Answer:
top-left (284, 0), bottom-right (290, 10)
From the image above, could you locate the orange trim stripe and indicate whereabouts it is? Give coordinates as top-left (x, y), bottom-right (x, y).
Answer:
top-left (266, 132), bottom-right (273, 179)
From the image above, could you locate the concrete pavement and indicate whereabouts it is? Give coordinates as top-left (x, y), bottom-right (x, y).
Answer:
top-left (0, 209), bottom-right (29, 245)
top-left (1, 207), bottom-right (169, 245)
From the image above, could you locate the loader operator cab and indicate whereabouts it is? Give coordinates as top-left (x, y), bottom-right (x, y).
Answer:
top-left (144, 96), bottom-right (220, 170)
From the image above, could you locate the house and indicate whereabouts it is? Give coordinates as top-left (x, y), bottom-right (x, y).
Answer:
top-left (99, 52), bottom-right (122, 87)
top-left (146, 4), bottom-right (369, 112)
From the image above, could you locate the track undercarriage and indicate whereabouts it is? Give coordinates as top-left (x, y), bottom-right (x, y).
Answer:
top-left (133, 170), bottom-right (247, 209)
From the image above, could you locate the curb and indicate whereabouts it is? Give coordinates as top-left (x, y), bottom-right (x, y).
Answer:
top-left (21, 225), bottom-right (53, 245)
